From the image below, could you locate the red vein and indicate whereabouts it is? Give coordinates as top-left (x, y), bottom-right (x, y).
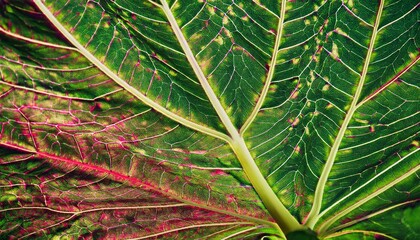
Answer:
top-left (356, 54), bottom-right (420, 109)
top-left (0, 142), bottom-right (276, 228)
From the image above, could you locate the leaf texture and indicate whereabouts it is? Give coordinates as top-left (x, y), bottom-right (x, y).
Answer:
top-left (0, 0), bottom-right (419, 239)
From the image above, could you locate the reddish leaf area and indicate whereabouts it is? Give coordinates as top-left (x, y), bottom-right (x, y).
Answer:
top-left (1, 142), bottom-right (253, 238)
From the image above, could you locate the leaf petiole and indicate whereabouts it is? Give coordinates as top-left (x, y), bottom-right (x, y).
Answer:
top-left (229, 133), bottom-right (304, 234)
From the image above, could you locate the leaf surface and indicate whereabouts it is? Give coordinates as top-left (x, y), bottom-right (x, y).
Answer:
top-left (0, 0), bottom-right (419, 239)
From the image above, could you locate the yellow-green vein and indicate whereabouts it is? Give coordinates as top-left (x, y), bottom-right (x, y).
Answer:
top-left (323, 199), bottom-right (419, 236)
top-left (0, 26), bottom-right (78, 51)
top-left (160, 0), bottom-right (237, 137)
top-left (305, 0), bottom-right (385, 228)
top-left (240, 0), bottom-right (287, 135)
top-left (317, 151), bottom-right (419, 235)
top-left (324, 230), bottom-right (397, 240)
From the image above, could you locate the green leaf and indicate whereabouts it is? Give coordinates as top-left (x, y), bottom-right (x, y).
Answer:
top-left (1, 0), bottom-right (418, 239)
top-left (286, 229), bottom-right (319, 240)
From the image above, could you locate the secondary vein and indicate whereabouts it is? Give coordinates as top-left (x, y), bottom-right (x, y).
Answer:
top-left (318, 163), bottom-right (420, 235)
top-left (305, 0), bottom-right (385, 228)
top-left (160, 0), bottom-right (238, 138)
top-left (240, 0), bottom-right (287, 135)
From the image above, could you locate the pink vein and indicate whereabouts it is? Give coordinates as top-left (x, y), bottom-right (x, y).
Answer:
top-left (0, 142), bottom-right (162, 191)
top-left (0, 142), bottom-right (274, 227)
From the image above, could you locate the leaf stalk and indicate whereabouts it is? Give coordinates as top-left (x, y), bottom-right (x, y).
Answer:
top-left (230, 133), bottom-right (304, 234)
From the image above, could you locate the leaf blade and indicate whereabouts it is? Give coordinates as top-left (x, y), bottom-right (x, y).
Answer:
top-left (33, 0), bottom-right (230, 143)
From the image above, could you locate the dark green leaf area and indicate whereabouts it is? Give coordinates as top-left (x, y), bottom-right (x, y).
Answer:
top-left (342, 203), bottom-right (420, 240)
top-left (0, 41), bottom-right (117, 100)
top-left (0, 5), bottom-right (120, 100)
top-left (274, 0), bottom-right (370, 107)
top-left (0, 0), bottom-right (70, 46)
top-left (321, 171), bottom-right (419, 238)
top-left (0, 144), bottom-right (34, 164)
top-left (361, 0), bottom-right (419, 100)
top-left (45, 0), bottom-right (224, 131)
top-left (327, 233), bottom-right (379, 240)
top-left (286, 229), bottom-right (319, 240)
top-left (245, 74), bottom-right (347, 219)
